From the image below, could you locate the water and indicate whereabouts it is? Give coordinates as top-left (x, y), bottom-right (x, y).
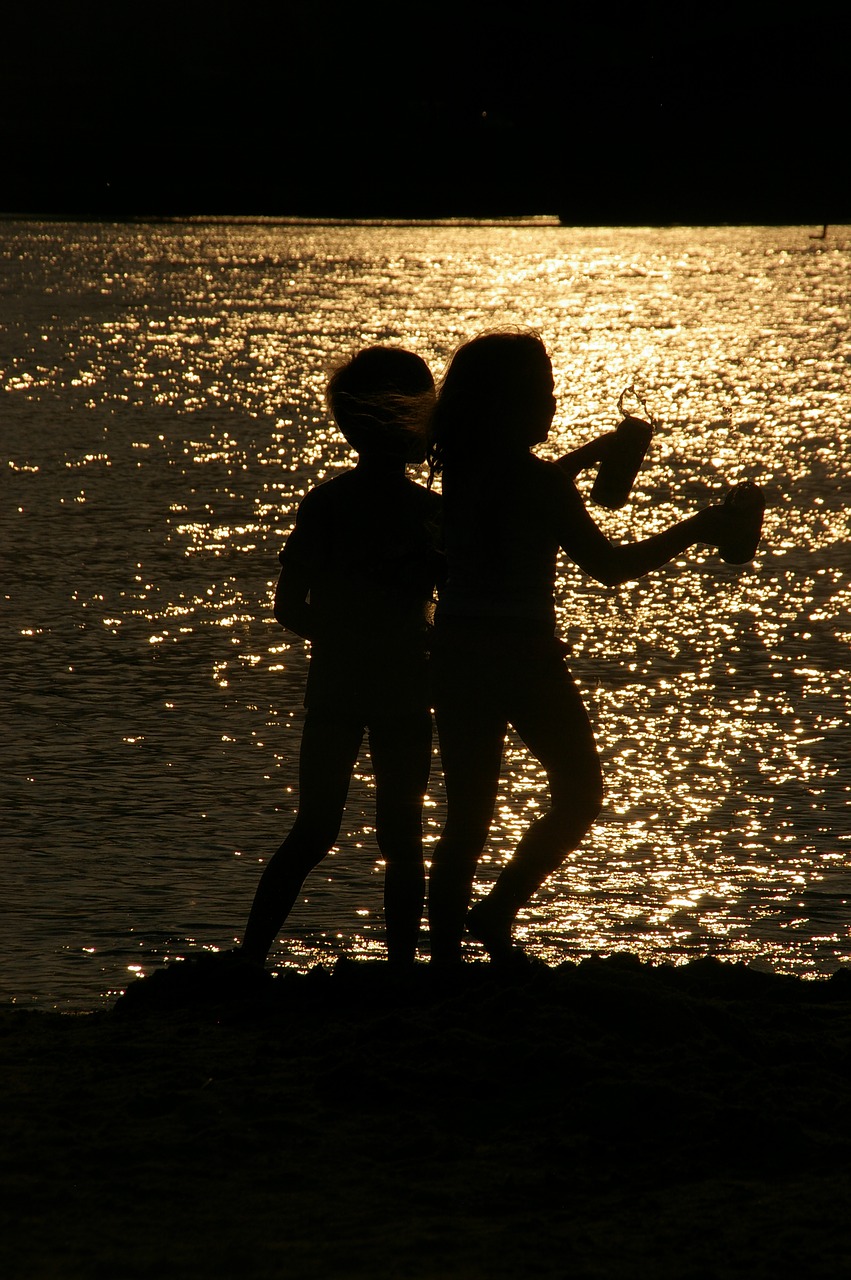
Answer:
top-left (2, 218), bottom-right (850, 1009)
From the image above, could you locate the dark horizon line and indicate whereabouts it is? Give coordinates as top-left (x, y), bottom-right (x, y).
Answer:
top-left (0, 211), bottom-right (842, 230)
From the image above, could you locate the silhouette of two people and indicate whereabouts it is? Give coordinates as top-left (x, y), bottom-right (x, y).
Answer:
top-left (239, 333), bottom-right (762, 972)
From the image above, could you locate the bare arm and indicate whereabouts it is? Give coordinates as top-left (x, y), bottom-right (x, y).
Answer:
top-left (273, 560), bottom-right (315, 638)
top-left (551, 467), bottom-right (734, 586)
top-left (555, 431), bottom-right (614, 479)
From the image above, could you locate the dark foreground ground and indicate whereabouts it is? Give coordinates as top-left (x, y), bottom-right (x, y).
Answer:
top-left (2, 956), bottom-right (850, 1280)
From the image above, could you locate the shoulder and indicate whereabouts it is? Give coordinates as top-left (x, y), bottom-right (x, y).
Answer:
top-left (301, 470), bottom-right (353, 501)
top-left (528, 453), bottom-right (563, 478)
top-left (527, 454), bottom-right (577, 497)
top-left (402, 476), bottom-right (442, 512)
top-left (523, 455), bottom-right (587, 530)
top-left (295, 471), bottom-right (353, 518)
top-left (280, 476), bottom-right (348, 562)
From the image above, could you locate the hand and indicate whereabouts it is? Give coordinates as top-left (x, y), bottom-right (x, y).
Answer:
top-left (691, 504), bottom-right (731, 547)
top-left (718, 481), bottom-right (766, 563)
top-left (693, 483), bottom-right (765, 555)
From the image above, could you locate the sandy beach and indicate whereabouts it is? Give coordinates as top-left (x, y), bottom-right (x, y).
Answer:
top-left (2, 956), bottom-right (850, 1279)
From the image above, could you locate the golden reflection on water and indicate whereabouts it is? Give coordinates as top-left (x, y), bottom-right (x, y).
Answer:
top-left (2, 221), bottom-right (850, 1005)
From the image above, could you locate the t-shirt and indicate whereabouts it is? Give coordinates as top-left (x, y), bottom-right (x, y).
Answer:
top-left (278, 464), bottom-right (443, 714)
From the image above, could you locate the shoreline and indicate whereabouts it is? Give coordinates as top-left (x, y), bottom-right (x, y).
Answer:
top-left (3, 956), bottom-right (851, 1278)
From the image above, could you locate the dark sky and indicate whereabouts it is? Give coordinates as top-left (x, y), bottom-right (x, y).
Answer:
top-left (2, 1), bottom-right (847, 222)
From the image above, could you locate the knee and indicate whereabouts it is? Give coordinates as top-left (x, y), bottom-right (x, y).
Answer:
top-left (443, 811), bottom-right (492, 851)
top-left (432, 821), bottom-right (489, 875)
top-left (566, 751), bottom-right (603, 812)
top-left (549, 773), bottom-right (603, 846)
top-left (376, 802), bottom-right (423, 855)
top-left (285, 816), bottom-right (340, 865)
top-left (377, 830), bottom-right (423, 867)
top-left (580, 773), bottom-right (604, 827)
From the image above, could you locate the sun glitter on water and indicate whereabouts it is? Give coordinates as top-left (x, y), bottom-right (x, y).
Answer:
top-left (1, 221), bottom-right (850, 1006)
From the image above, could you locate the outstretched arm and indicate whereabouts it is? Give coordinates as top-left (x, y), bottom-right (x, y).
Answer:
top-left (585, 508), bottom-right (728, 585)
top-left (551, 467), bottom-right (740, 586)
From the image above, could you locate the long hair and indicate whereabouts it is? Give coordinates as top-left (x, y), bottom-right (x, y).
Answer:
top-left (427, 331), bottom-right (551, 484)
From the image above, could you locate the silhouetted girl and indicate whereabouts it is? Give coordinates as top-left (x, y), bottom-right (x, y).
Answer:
top-left (240, 347), bottom-right (441, 968)
top-left (426, 331), bottom-right (748, 967)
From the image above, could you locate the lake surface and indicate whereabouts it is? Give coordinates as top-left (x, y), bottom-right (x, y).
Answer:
top-left (2, 218), bottom-right (850, 1009)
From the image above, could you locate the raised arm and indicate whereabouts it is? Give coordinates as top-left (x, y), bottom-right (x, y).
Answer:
top-left (554, 431), bottom-right (613, 479)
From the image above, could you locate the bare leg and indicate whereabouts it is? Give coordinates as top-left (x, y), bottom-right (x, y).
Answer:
top-left (468, 661), bottom-right (603, 960)
top-left (428, 701), bottom-right (506, 964)
top-left (368, 710), bottom-right (432, 967)
top-left (241, 711), bottom-right (363, 964)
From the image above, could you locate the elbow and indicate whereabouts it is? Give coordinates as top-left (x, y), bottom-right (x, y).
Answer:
top-left (586, 546), bottom-right (645, 587)
top-left (273, 592), bottom-right (296, 628)
top-left (589, 560), bottom-right (629, 588)
top-left (572, 536), bottom-right (632, 588)
top-left (274, 602), bottom-right (301, 632)
top-left (604, 566), bottom-right (639, 587)
top-left (274, 599), bottom-right (312, 639)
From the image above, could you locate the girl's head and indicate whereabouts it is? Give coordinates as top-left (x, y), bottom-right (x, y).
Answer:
top-left (327, 346), bottom-right (435, 463)
top-left (427, 331), bottom-right (555, 477)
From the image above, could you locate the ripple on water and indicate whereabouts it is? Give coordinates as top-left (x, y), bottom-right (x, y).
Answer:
top-left (2, 221), bottom-right (850, 1007)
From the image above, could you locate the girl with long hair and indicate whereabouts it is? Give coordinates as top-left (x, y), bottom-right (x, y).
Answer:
top-left (426, 331), bottom-right (757, 967)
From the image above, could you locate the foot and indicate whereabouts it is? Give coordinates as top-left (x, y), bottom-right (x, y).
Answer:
top-left (466, 902), bottom-right (515, 961)
top-left (466, 902), bottom-right (548, 973)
